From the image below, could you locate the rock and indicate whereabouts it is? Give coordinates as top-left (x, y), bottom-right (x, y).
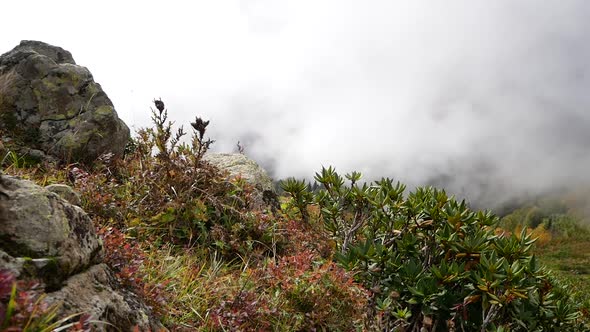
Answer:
top-left (22, 148), bottom-right (52, 163)
top-left (0, 40), bottom-right (129, 163)
top-left (0, 175), bottom-right (101, 288)
top-left (204, 153), bottom-right (273, 191)
top-left (46, 264), bottom-right (165, 332)
top-left (45, 183), bottom-right (81, 206)
top-left (0, 249), bottom-right (23, 276)
top-left (0, 176), bottom-right (163, 330)
top-left (204, 153), bottom-right (279, 211)
top-left (0, 40), bottom-right (75, 66)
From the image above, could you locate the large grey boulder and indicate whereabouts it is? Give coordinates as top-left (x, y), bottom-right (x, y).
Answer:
top-left (0, 175), bottom-right (164, 331)
top-left (0, 175), bottom-right (101, 288)
top-left (204, 153), bottom-right (279, 211)
top-left (0, 40), bottom-right (129, 163)
top-left (204, 153), bottom-right (273, 191)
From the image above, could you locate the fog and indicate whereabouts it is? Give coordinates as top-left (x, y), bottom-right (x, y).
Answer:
top-left (2, 1), bottom-right (590, 207)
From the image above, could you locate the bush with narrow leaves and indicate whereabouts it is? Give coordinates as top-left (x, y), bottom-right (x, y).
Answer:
top-left (283, 167), bottom-right (589, 331)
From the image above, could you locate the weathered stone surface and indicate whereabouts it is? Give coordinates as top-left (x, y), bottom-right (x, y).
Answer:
top-left (204, 153), bottom-right (279, 211)
top-left (205, 153), bottom-right (273, 191)
top-left (0, 175), bottom-right (164, 330)
top-left (45, 183), bottom-right (81, 206)
top-left (0, 40), bottom-right (129, 163)
top-left (46, 264), bottom-right (166, 332)
top-left (0, 175), bottom-right (101, 287)
top-left (0, 249), bottom-right (23, 276)
top-left (0, 40), bottom-right (75, 66)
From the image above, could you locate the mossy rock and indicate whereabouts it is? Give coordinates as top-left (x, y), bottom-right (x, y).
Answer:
top-left (0, 40), bottom-right (129, 164)
top-left (204, 152), bottom-right (274, 191)
top-left (0, 175), bottom-right (103, 286)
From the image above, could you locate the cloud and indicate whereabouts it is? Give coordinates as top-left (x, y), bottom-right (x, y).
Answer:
top-left (2, 1), bottom-right (590, 207)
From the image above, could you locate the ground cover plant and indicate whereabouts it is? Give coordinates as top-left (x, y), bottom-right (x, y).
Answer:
top-left (2, 99), bottom-right (590, 331)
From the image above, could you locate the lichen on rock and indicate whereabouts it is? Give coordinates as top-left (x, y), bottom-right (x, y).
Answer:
top-left (204, 152), bottom-right (274, 191)
top-left (204, 152), bottom-right (279, 211)
top-left (45, 183), bottom-right (81, 206)
top-left (0, 40), bottom-right (130, 163)
top-left (0, 175), bottom-right (101, 285)
top-left (0, 175), bottom-right (164, 331)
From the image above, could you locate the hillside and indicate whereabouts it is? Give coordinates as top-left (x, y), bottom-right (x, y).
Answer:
top-left (1, 41), bottom-right (590, 331)
top-left (1, 100), bottom-right (590, 331)
top-left (499, 192), bottom-right (590, 313)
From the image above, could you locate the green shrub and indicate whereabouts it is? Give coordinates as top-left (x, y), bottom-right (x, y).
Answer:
top-left (283, 167), bottom-right (588, 331)
top-left (546, 214), bottom-right (589, 240)
top-left (280, 178), bottom-right (313, 223)
top-left (501, 201), bottom-right (589, 242)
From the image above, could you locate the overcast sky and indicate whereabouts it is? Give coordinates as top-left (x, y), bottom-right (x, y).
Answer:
top-left (2, 1), bottom-right (590, 207)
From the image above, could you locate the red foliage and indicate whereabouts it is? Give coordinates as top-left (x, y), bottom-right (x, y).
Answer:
top-left (280, 219), bottom-right (335, 258)
top-left (97, 227), bottom-right (168, 315)
top-left (208, 290), bottom-right (275, 331)
top-left (0, 269), bottom-right (91, 331)
top-left (98, 227), bottom-right (144, 287)
top-left (207, 250), bottom-right (368, 331)
top-left (267, 250), bottom-right (367, 321)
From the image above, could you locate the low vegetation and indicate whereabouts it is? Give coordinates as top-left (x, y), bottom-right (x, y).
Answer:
top-left (2, 99), bottom-right (590, 331)
top-left (501, 200), bottom-right (590, 317)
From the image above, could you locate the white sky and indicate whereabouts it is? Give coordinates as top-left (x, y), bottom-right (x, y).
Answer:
top-left (2, 1), bottom-right (590, 206)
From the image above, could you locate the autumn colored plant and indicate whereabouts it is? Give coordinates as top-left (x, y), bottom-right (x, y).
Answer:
top-left (206, 250), bottom-right (368, 331)
top-left (97, 227), bottom-right (168, 316)
top-left (74, 99), bottom-right (280, 261)
top-left (0, 269), bottom-right (90, 331)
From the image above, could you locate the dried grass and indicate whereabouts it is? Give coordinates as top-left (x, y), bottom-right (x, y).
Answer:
top-left (0, 68), bottom-right (17, 96)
